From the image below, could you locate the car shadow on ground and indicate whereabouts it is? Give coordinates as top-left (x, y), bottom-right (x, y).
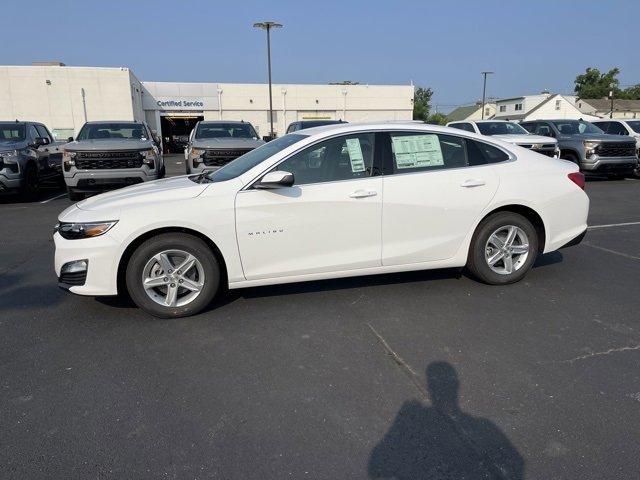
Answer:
top-left (368, 361), bottom-right (524, 479)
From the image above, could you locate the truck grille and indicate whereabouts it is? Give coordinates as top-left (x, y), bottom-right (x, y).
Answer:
top-left (596, 142), bottom-right (636, 158)
top-left (203, 148), bottom-right (253, 167)
top-left (75, 151), bottom-right (144, 170)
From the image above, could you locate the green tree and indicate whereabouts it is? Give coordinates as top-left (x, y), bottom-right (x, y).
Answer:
top-left (574, 67), bottom-right (622, 99)
top-left (413, 87), bottom-right (433, 121)
top-left (426, 112), bottom-right (448, 125)
top-left (622, 84), bottom-right (640, 100)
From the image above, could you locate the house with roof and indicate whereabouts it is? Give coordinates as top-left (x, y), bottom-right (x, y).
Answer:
top-left (446, 102), bottom-right (495, 122)
top-left (493, 93), bottom-right (598, 121)
top-left (576, 98), bottom-right (640, 119)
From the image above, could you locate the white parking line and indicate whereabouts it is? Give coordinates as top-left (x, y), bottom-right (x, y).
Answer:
top-left (588, 221), bottom-right (640, 230)
top-left (583, 242), bottom-right (640, 261)
top-left (39, 193), bottom-right (67, 204)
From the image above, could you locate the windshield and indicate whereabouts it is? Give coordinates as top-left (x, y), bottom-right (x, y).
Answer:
top-left (551, 120), bottom-right (603, 135)
top-left (206, 134), bottom-right (307, 183)
top-left (77, 123), bottom-right (148, 140)
top-left (195, 123), bottom-right (257, 139)
top-left (0, 124), bottom-right (26, 142)
top-left (626, 121), bottom-right (640, 134)
top-left (476, 122), bottom-right (528, 136)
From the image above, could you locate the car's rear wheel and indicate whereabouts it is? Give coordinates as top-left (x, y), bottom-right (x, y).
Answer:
top-left (467, 212), bottom-right (539, 285)
top-left (125, 233), bottom-right (220, 318)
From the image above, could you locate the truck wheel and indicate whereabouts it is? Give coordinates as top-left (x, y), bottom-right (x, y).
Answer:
top-left (67, 187), bottom-right (84, 201)
top-left (20, 163), bottom-right (40, 200)
top-left (125, 233), bottom-right (221, 318)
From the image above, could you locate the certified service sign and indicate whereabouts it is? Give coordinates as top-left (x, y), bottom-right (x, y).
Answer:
top-left (156, 99), bottom-right (205, 110)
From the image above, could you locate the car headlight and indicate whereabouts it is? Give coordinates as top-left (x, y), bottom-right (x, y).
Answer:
top-left (190, 148), bottom-right (205, 157)
top-left (54, 221), bottom-right (117, 240)
top-left (62, 150), bottom-right (77, 171)
top-left (141, 147), bottom-right (158, 168)
top-left (583, 141), bottom-right (599, 155)
top-left (0, 150), bottom-right (20, 173)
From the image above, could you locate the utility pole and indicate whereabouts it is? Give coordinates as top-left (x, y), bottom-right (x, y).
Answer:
top-left (253, 21), bottom-right (283, 139)
top-left (481, 71), bottom-right (494, 119)
top-left (609, 83), bottom-right (615, 119)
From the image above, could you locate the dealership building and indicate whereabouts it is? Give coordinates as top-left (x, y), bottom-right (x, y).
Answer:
top-left (0, 64), bottom-right (414, 143)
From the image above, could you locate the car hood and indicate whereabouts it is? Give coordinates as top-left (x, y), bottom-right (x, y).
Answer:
top-left (192, 138), bottom-right (265, 149)
top-left (558, 133), bottom-right (636, 142)
top-left (75, 175), bottom-right (208, 214)
top-left (491, 134), bottom-right (557, 145)
top-left (65, 139), bottom-right (155, 151)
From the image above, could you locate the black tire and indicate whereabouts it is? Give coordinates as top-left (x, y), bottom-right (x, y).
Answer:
top-left (560, 152), bottom-right (580, 166)
top-left (466, 211), bottom-right (539, 285)
top-left (67, 187), bottom-right (84, 201)
top-left (125, 233), bottom-right (220, 318)
top-left (20, 163), bottom-right (40, 200)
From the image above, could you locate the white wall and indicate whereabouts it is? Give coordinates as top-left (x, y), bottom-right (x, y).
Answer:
top-left (523, 95), bottom-right (600, 121)
top-left (494, 94), bottom-right (549, 119)
top-left (0, 66), bottom-right (137, 139)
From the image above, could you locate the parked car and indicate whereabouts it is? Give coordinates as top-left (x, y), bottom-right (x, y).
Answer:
top-left (184, 121), bottom-right (264, 174)
top-left (286, 120), bottom-right (346, 133)
top-left (591, 119), bottom-right (640, 177)
top-left (447, 120), bottom-right (560, 158)
top-left (0, 121), bottom-right (65, 199)
top-left (519, 119), bottom-right (638, 178)
top-left (55, 122), bottom-right (588, 318)
top-left (62, 121), bottom-right (164, 200)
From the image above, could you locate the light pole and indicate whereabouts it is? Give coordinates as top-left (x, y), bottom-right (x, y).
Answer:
top-left (481, 71), bottom-right (494, 119)
top-left (609, 82), bottom-right (615, 119)
top-left (253, 21), bottom-right (282, 139)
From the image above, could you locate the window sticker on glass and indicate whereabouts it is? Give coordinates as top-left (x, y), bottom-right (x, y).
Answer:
top-left (391, 134), bottom-right (444, 169)
top-left (345, 138), bottom-right (366, 172)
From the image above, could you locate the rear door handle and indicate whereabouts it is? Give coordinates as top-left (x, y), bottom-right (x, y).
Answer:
top-left (460, 179), bottom-right (486, 188)
top-left (349, 189), bottom-right (377, 198)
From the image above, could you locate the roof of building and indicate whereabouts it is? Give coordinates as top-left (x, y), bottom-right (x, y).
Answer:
top-left (446, 105), bottom-right (480, 122)
top-left (580, 98), bottom-right (640, 112)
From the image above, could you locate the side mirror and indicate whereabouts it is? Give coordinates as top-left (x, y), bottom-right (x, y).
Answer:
top-left (255, 170), bottom-right (294, 189)
top-left (32, 137), bottom-right (46, 147)
top-left (67, 136), bottom-right (74, 143)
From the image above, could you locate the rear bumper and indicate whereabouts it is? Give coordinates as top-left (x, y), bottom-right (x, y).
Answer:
top-left (559, 228), bottom-right (587, 249)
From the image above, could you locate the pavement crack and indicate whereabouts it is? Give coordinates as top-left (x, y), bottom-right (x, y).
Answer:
top-left (561, 344), bottom-right (640, 363)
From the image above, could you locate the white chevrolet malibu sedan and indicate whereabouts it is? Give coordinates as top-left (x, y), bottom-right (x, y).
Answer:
top-left (54, 123), bottom-right (589, 318)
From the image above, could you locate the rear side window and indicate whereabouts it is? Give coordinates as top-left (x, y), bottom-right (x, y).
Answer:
top-left (474, 141), bottom-right (509, 163)
top-left (387, 132), bottom-right (467, 173)
top-left (608, 122), bottom-right (629, 135)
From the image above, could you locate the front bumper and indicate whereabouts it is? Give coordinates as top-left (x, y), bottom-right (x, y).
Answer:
top-left (64, 168), bottom-right (160, 190)
top-left (0, 174), bottom-right (24, 192)
top-left (581, 156), bottom-right (638, 173)
top-left (54, 232), bottom-right (120, 296)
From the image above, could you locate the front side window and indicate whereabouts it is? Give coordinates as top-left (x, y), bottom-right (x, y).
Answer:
top-left (275, 133), bottom-right (376, 185)
top-left (77, 123), bottom-right (148, 140)
top-left (608, 122), bottom-right (629, 135)
top-left (195, 122), bottom-right (258, 140)
top-left (35, 124), bottom-right (51, 142)
top-left (0, 123), bottom-right (26, 142)
top-left (551, 120), bottom-right (603, 135)
top-left (27, 125), bottom-right (39, 142)
top-left (207, 134), bottom-right (308, 183)
top-left (626, 120), bottom-right (640, 133)
top-left (476, 122), bottom-right (528, 136)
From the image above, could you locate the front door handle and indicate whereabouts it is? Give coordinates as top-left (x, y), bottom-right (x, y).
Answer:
top-left (349, 189), bottom-right (377, 199)
top-left (460, 179), bottom-right (486, 188)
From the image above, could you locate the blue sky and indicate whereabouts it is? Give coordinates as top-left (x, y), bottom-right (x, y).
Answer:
top-left (4, 0), bottom-right (639, 112)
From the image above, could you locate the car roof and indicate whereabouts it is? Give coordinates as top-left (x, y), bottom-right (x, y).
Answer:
top-left (84, 120), bottom-right (142, 125)
top-left (199, 120), bottom-right (250, 125)
top-left (297, 121), bottom-right (486, 137)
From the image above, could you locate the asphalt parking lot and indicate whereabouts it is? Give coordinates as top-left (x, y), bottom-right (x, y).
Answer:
top-left (1, 155), bottom-right (639, 479)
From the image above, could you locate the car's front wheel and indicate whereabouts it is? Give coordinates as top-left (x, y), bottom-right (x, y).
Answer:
top-left (125, 233), bottom-right (220, 318)
top-left (467, 212), bottom-right (539, 285)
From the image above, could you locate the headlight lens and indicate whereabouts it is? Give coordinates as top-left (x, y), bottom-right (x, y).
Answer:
top-left (191, 148), bottom-right (205, 157)
top-left (0, 150), bottom-right (20, 173)
top-left (54, 221), bottom-right (117, 240)
top-left (141, 147), bottom-right (158, 168)
top-left (583, 141), bottom-right (599, 152)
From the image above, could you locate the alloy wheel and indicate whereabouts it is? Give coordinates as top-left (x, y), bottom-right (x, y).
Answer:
top-left (141, 249), bottom-right (205, 307)
top-left (484, 225), bottom-right (530, 275)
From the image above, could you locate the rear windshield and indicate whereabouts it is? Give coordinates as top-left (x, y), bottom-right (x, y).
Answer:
top-left (300, 121), bottom-right (343, 129)
top-left (206, 134), bottom-right (307, 182)
top-left (551, 120), bottom-right (603, 135)
top-left (476, 122), bottom-right (528, 135)
top-left (195, 123), bottom-right (258, 139)
top-left (0, 124), bottom-right (26, 142)
top-left (77, 123), bottom-right (148, 140)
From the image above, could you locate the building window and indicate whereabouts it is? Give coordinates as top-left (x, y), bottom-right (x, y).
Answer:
top-left (555, 99), bottom-right (561, 110)
top-left (485, 108), bottom-right (490, 116)
top-left (499, 105), bottom-right (506, 112)
top-left (515, 103), bottom-right (523, 111)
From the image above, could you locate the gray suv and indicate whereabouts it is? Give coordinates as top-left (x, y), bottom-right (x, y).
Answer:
top-left (520, 119), bottom-right (638, 177)
top-left (63, 121), bottom-right (164, 200)
top-left (185, 121), bottom-right (264, 174)
top-left (0, 121), bottom-right (64, 199)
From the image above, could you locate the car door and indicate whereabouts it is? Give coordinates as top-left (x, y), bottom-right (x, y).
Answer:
top-left (36, 124), bottom-right (62, 176)
top-left (235, 132), bottom-right (383, 280)
top-left (380, 130), bottom-right (501, 265)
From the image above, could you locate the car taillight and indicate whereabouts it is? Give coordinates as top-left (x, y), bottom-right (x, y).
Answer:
top-left (568, 172), bottom-right (585, 190)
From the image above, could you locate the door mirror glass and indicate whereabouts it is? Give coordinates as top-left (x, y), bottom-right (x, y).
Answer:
top-left (67, 136), bottom-right (74, 143)
top-left (255, 170), bottom-right (294, 189)
top-left (32, 136), bottom-right (46, 147)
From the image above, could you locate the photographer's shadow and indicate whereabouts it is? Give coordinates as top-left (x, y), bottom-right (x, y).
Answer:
top-left (369, 362), bottom-right (524, 479)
